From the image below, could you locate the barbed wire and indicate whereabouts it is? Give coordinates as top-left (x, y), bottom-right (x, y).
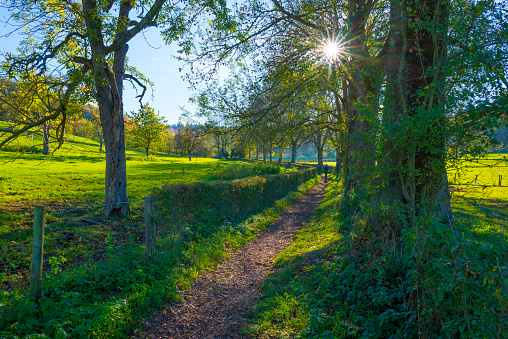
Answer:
top-left (2, 233), bottom-right (145, 291)
top-left (0, 221), bottom-right (144, 257)
top-left (2, 277), bottom-right (29, 291)
top-left (0, 244), bottom-right (31, 254)
top-left (43, 223), bottom-right (144, 242)
top-left (41, 200), bottom-right (145, 220)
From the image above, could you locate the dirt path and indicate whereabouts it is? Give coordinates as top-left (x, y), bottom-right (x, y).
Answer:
top-left (136, 178), bottom-right (327, 338)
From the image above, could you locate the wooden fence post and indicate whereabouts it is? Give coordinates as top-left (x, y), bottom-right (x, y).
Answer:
top-left (145, 196), bottom-right (155, 253)
top-left (499, 175), bottom-right (503, 187)
top-left (30, 206), bottom-right (44, 300)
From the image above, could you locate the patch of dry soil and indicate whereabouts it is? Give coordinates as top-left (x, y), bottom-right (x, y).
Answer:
top-left (135, 178), bottom-right (327, 338)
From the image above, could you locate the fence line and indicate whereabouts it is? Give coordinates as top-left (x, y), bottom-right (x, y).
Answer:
top-left (1, 208), bottom-right (147, 294)
top-left (44, 223), bottom-right (144, 243)
top-left (0, 244), bottom-right (30, 254)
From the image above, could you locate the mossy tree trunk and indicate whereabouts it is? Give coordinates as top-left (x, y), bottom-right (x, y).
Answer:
top-left (378, 0), bottom-right (451, 218)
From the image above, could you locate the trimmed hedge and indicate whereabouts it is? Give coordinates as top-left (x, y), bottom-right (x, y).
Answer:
top-left (152, 167), bottom-right (317, 239)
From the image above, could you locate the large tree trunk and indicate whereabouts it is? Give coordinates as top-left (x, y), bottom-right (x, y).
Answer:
top-left (42, 121), bottom-right (50, 155)
top-left (277, 146), bottom-right (283, 165)
top-left (375, 0), bottom-right (406, 204)
top-left (291, 138), bottom-right (297, 163)
top-left (378, 0), bottom-right (451, 218)
top-left (188, 151), bottom-right (192, 161)
top-left (83, 0), bottom-right (130, 217)
top-left (410, 0), bottom-right (451, 218)
top-left (344, 0), bottom-right (376, 194)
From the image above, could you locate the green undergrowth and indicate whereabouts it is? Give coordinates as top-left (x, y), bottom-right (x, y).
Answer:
top-left (245, 173), bottom-right (508, 338)
top-left (152, 168), bottom-right (317, 238)
top-left (0, 175), bottom-right (321, 338)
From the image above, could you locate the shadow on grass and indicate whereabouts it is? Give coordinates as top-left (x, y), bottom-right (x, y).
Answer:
top-left (452, 197), bottom-right (508, 249)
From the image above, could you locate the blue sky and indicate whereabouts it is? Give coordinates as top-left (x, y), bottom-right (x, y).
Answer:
top-left (0, 11), bottom-right (197, 125)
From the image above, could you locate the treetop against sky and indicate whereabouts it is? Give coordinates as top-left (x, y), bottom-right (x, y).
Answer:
top-left (0, 5), bottom-right (198, 125)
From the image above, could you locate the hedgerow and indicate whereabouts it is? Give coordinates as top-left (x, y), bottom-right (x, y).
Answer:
top-left (152, 167), bottom-right (317, 241)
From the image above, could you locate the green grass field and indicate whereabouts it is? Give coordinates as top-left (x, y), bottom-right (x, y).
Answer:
top-left (0, 133), bottom-right (242, 208)
top-left (0, 132), bottom-right (290, 290)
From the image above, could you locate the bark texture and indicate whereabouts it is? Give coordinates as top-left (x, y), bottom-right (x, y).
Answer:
top-left (378, 0), bottom-right (451, 218)
top-left (344, 0), bottom-right (378, 193)
top-left (83, 0), bottom-right (130, 217)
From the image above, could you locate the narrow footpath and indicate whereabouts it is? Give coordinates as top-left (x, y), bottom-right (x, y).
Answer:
top-left (136, 178), bottom-right (328, 338)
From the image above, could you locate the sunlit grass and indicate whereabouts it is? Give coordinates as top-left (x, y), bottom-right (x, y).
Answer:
top-left (0, 132), bottom-right (241, 207)
top-left (244, 174), bottom-right (343, 337)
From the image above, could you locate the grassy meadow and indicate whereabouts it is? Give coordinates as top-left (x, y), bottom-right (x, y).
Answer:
top-left (0, 133), bottom-right (242, 208)
top-left (0, 132), bottom-right (291, 290)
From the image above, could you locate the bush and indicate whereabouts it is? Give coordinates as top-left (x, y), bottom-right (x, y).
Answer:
top-left (125, 154), bottom-right (161, 162)
top-left (153, 167), bottom-right (317, 242)
top-left (0, 144), bottom-right (42, 154)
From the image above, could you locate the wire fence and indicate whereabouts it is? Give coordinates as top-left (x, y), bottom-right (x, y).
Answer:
top-left (0, 199), bottom-right (146, 293)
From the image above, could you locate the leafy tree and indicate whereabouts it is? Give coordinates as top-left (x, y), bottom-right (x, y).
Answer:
top-left (126, 104), bottom-right (167, 158)
top-left (0, 75), bottom-right (82, 155)
top-left (0, 0), bottom-right (233, 216)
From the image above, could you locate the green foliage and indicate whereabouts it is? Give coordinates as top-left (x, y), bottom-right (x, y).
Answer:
top-left (126, 104), bottom-right (167, 157)
top-left (245, 174), bottom-right (415, 338)
top-left (404, 211), bottom-right (508, 337)
top-left (246, 171), bottom-right (508, 338)
top-left (152, 167), bottom-right (317, 241)
top-left (0, 175), bottom-right (321, 338)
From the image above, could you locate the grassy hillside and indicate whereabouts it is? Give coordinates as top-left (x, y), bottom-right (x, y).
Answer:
top-left (0, 130), bottom-right (320, 338)
top-left (0, 132), bottom-right (239, 207)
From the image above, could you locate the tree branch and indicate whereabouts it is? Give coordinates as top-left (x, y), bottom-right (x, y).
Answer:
top-left (105, 0), bottom-right (166, 54)
top-left (124, 73), bottom-right (147, 106)
top-left (72, 56), bottom-right (93, 69)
